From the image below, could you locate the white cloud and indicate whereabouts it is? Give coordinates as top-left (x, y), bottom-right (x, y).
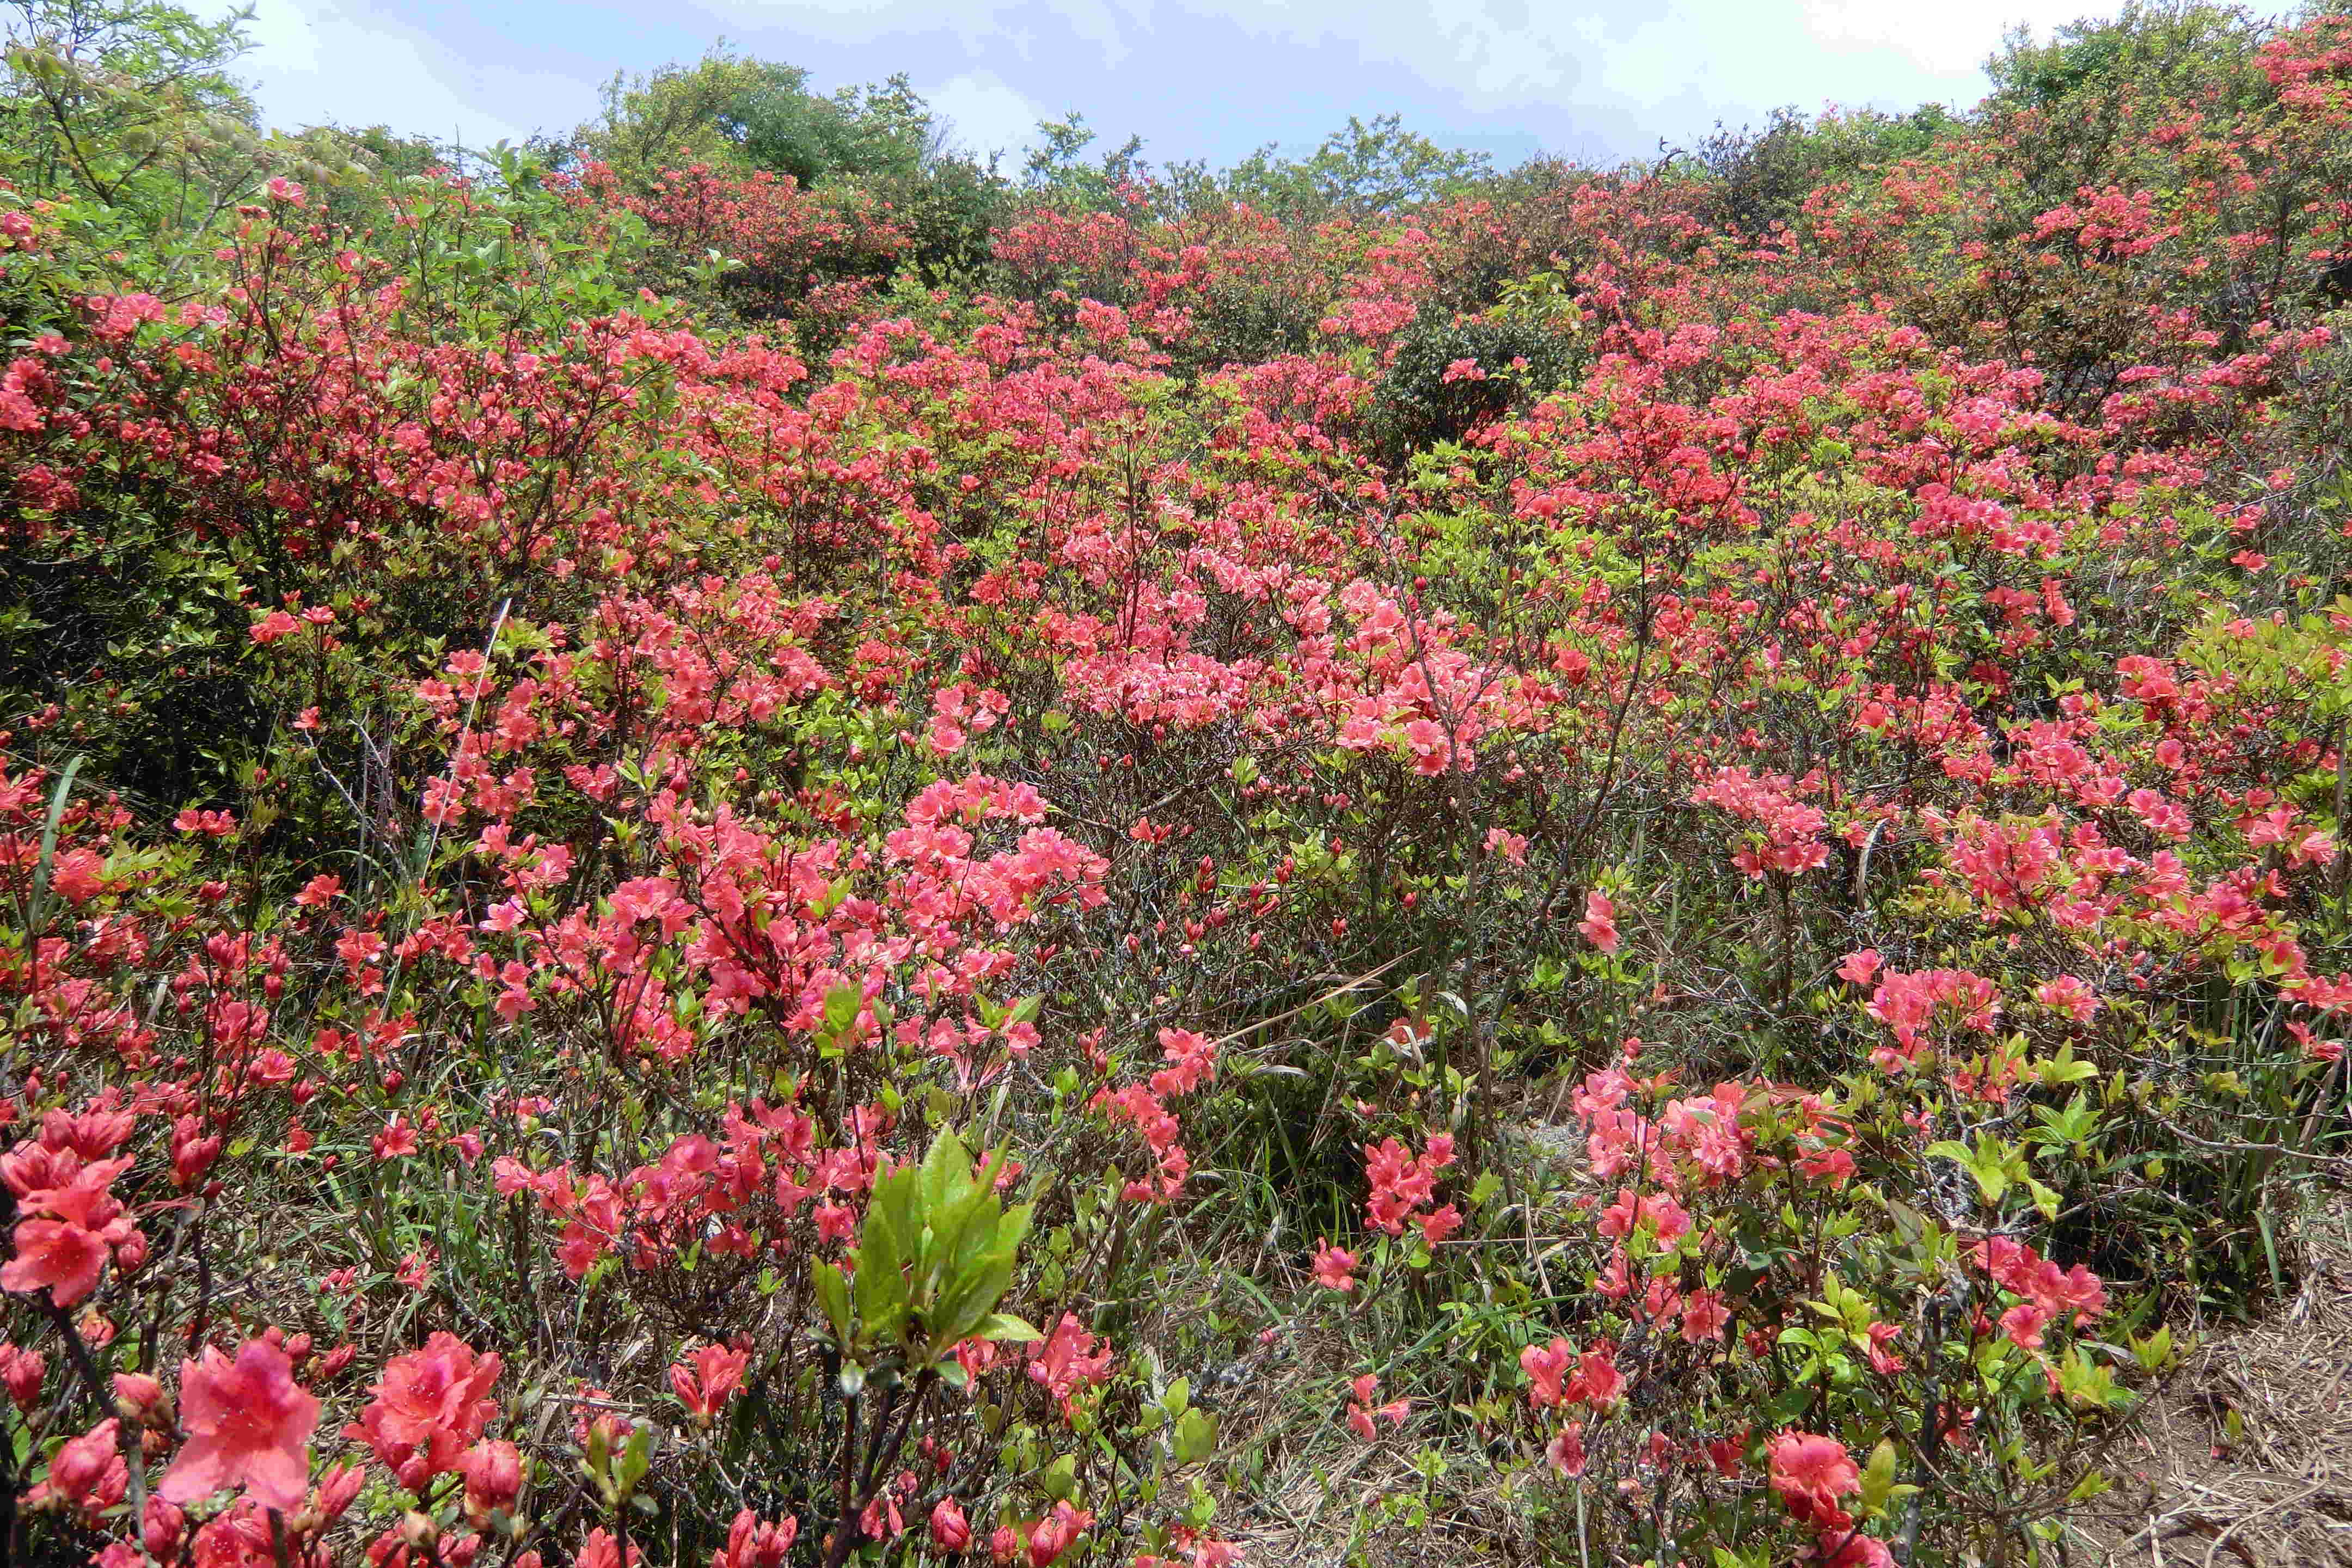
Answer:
top-left (232, 0), bottom-right (587, 148)
top-left (240, 0), bottom-right (321, 75)
top-left (928, 70), bottom-right (1046, 160)
top-left (1797, 0), bottom-right (2071, 74)
top-left (682, 0), bottom-right (2300, 135)
top-left (224, 0), bottom-right (2309, 173)
top-left (679, 0), bottom-right (1973, 122)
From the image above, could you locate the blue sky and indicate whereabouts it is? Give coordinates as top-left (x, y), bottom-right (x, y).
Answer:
top-left (235, 0), bottom-right (2219, 171)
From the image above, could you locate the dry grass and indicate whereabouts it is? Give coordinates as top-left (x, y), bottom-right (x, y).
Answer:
top-left (2069, 1189), bottom-right (2352, 1567)
top-left (1224, 1185), bottom-right (2352, 1568)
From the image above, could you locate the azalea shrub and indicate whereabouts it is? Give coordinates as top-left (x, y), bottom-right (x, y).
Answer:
top-left (5, 4), bottom-right (2352, 1568)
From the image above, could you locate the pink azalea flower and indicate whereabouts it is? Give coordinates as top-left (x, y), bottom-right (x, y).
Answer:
top-left (1311, 1238), bottom-right (1358, 1292)
top-left (1768, 1430), bottom-right (1861, 1531)
top-left (157, 1338), bottom-right (320, 1513)
top-left (1577, 891), bottom-right (1621, 953)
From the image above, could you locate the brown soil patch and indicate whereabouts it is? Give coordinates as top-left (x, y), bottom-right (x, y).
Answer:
top-left (2072, 1193), bottom-right (2352, 1567)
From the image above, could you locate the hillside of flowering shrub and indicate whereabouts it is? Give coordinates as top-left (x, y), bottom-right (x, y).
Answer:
top-left (4, 3), bottom-right (2352, 1565)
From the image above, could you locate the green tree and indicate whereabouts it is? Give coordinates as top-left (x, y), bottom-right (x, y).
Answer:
top-left (574, 46), bottom-right (1010, 277)
top-left (1980, 1), bottom-right (2275, 209)
top-left (1, 0), bottom-right (258, 223)
top-left (1019, 112), bottom-right (1148, 211)
top-left (1212, 113), bottom-right (1493, 219)
top-left (1669, 103), bottom-right (1960, 237)
top-left (574, 45), bottom-right (797, 176)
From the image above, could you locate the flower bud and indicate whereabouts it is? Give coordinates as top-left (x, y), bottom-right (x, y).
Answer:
top-left (930, 1497), bottom-right (971, 1553)
top-left (46, 1419), bottom-right (125, 1511)
top-left (111, 1371), bottom-right (170, 1428)
top-left (458, 1440), bottom-right (523, 1526)
top-left (0, 1344), bottom-right (45, 1411)
top-left (143, 1497), bottom-right (186, 1561)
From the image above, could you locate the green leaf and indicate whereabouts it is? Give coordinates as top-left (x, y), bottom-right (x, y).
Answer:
top-left (2039, 1045), bottom-right (2099, 1085)
top-left (26, 755), bottom-right (84, 936)
top-left (2058, 1347), bottom-right (2123, 1410)
top-left (617, 1424), bottom-right (656, 1498)
top-left (1859, 1438), bottom-right (1898, 1515)
top-left (823, 983), bottom-right (862, 1036)
top-left (855, 1196), bottom-right (912, 1338)
top-left (814, 1260), bottom-right (852, 1344)
top-left (921, 1126), bottom-right (975, 1217)
top-left (1173, 1407), bottom-right (1217, 1467)
top-left (973, 1312), bottom-right (1042, 1344)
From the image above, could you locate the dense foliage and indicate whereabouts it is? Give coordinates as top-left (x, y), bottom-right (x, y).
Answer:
top-left (4, 3), bottom-right (2352, 1565)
